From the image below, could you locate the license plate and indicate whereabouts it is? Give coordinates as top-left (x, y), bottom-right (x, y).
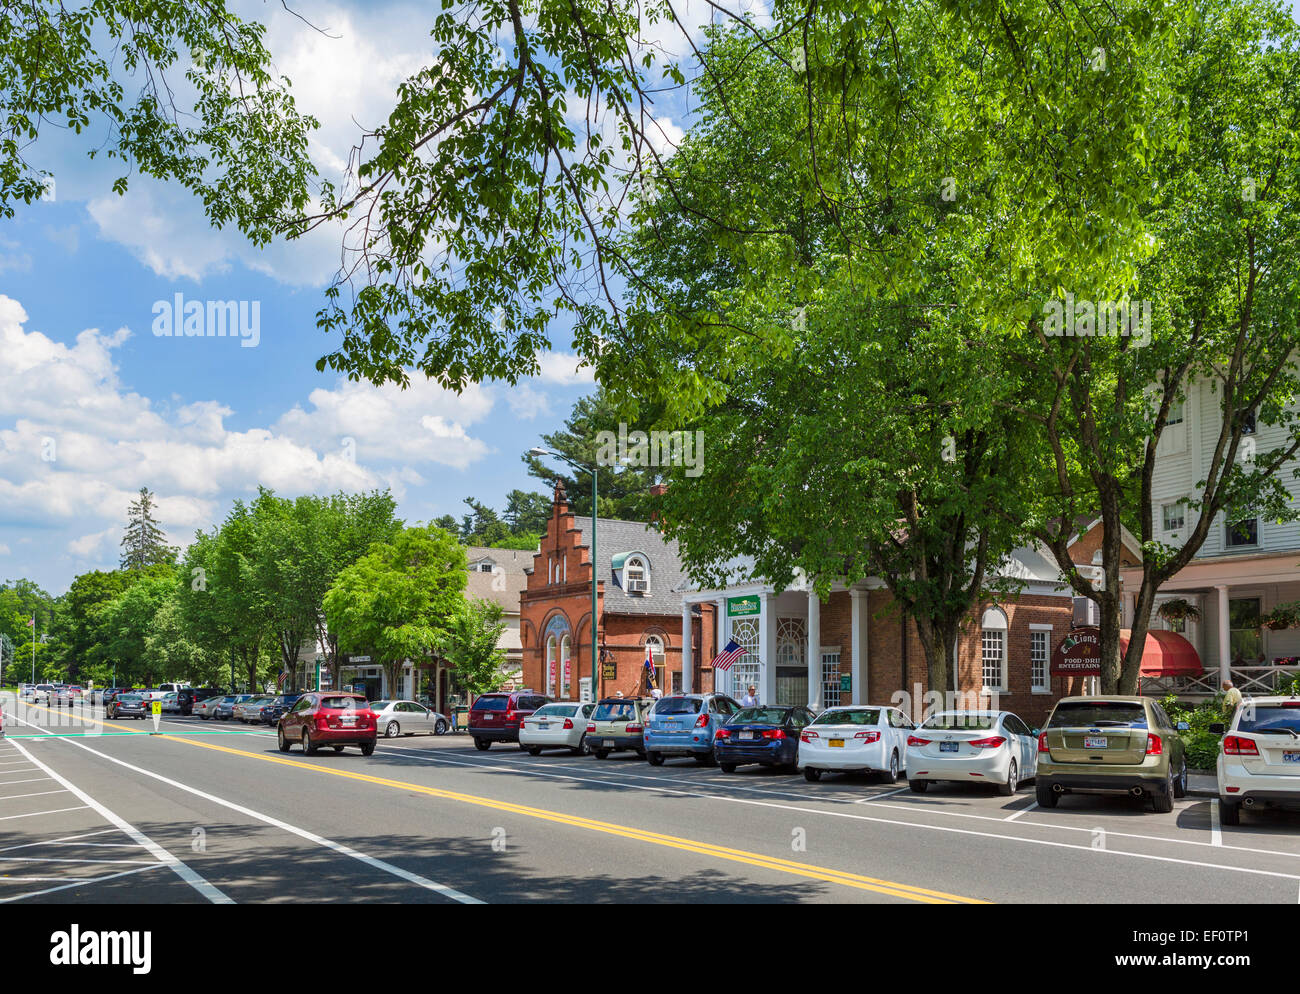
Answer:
top-left (538, 722), bottom-right (549, 730)
top-left (1084, 736), bottom-right (1107, 749)
top-left (666, 722), bottom-right (679, 730)
top-left (1283, 752), bottom-right (1300, 764)
top-left (940, 741), bottom-right (959, 753)
top-left (341, 716), bottom-right (355, 726)
top-left (739, 731), bottom-right (755, 740)
top-left (829, 739), bottom-right (844, 748)
top-left (603, 739), bottom-right (614, 747)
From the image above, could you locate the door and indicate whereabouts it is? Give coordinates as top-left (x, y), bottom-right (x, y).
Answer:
top-left (887, 709), bottom-right (913, 762)
top-left (1004, 714), bottom-right (1035, 775)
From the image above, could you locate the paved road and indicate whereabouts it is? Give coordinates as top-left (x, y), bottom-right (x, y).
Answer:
top-left (1, 696), bottom-right (1298, 904)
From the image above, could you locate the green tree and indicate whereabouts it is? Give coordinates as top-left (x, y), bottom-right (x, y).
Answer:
top-left (2, 1), bottom-right (317, 238)
top-left (323, 524), bottom-right (468, 695)
top-left (439, 599), bottom-right (510, 702)
top-left (48, 569), bottom-right (132, 682)
top-left (98, 569), bottom-right (178, 685)
top-left (120, 488), bottom-right (176, 571)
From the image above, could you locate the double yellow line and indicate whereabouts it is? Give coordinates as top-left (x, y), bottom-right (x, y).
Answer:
top-left (163, 735), bottom-right (986, 904)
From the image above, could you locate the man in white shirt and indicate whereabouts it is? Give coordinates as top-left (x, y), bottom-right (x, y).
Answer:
top-left (740, 685), bottom-right (760, 707)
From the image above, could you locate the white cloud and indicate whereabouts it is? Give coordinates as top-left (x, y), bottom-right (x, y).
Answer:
top-left (534, 352), bottom-right (595, 385)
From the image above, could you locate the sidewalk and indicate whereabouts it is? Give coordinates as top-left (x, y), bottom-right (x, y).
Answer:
top-left (1187, 772), bottom-right (1217, 798)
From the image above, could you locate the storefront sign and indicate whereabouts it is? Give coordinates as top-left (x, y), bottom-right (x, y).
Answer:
top-left (601, 659), bottom-right (618, 680)
top-left (1050, 626), bottom-right (1103, 675)
top-left (727, 595), bottom-right (761, 617)
top-left (839, 673), bottom-right (851, 693)
top-left (563, 657), bottom-right (571, 694)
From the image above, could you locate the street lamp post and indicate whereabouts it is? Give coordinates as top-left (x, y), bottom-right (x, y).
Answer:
top-left (530, 447), bottom-right (599, 703)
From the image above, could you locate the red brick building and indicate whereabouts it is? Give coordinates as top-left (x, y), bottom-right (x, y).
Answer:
top-left (520, 484), bottom-right (717, 701)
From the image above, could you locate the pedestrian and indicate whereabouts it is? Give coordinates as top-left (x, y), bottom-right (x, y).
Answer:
top-left (1221, 679), bottom-right (1243, 718)
top-left (741, 684), bottom-right (760, 707)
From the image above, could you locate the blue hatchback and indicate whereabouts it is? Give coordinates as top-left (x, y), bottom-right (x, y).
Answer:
top-left (715, 705), bottom-right (817, 773)
top-left (643, 693), bottom-right (743, 766)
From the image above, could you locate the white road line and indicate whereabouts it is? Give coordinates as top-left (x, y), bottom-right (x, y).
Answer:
top-left (0, 864), bottom-right (165, 903)
top-left (0, 806), bottom-right (89, 821)
top-left (0, 829), bottom-right (119, 853)
top-left (0, 876), bottom-right (95, 884)
top-left (1005, 802), bottom-right (1038, 822)
top-left (0, 777), bottom-right (53, 786)
top-left (0, 856), bottom-right (160, 865)
top-left (856, 787), bottom-right (909, 803)
top-left (0, 790), bottom-right (68, 801)
top-left (48, 735), bottom-right (483, 905)
top-left (1211, 799), bottom-right (1222, 847)
top-left (6, 738), bottom-right (232, 904)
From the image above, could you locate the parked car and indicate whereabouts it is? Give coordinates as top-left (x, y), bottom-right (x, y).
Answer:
top-left (160, 692), bottom-right (183, 714)
top-left (643, 693), bottom-right (743, 766)
top-left (1035, 696), bottom-right (1188, 813)
top-left (233, 695), bottom-right (276, 723)
top-left (277, 692), bottom-right (376, 756)
top-left (468, 691), bottom-right (551, 750)
top-left (33, 684), bottom-right (54, 703)
top-left (193, 694), bottom-right (232, 720)
top-left (1213, 696), bottom-right (1300, 825)
top-left (106, 694), bottom-right (148, 720)
top-left (212, 695), bottom-right (254, 721)
top-left (261, 694), bottom-right (304, 725)
top-left (53, 685), bottom-right (84, 706)
top-left (799, 704), bottom-right (915, 783)
top-left (520, 702), bottom-right (596, 754)
top-left (715, 705), bottom-right (815, 773)
top-left (905, 710), bottom-right (1037, 795)
top-left (372, 699), bottom-right (449, 738)
top-left (585, 697), bottom-right (657, 759)
top-left (18, 683), bottom-right (34, 700)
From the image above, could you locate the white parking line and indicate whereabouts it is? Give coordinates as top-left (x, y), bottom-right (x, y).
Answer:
top-left (0, 829), bottom-right (120, 853)
top-left (1211, 799), bottom-right (1222, 847)
top-left (0, 856), bottom-right (160, 865)
top-left (0, 790), bottom-right (68, 801)
top-left (1005, 802), bottom-right (1038, 821)
top-left (0, 864), bottom-right (165, 903)
top-left (0, 777), bottom-right (53, 786)
top-left (46, 735), bottom-right (483, 905)
top-left (6, 737), bottom-right (231, 904)
top-left (0, 806), bottom-right (89, 821)
top-left (856, 787), bottom-right (909, 803)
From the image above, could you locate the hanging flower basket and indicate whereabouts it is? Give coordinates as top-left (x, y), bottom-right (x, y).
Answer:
top-left (1264, 602), bottom-right (1300, 630)
top-left (1157, 598), bottom-right (1201, 624)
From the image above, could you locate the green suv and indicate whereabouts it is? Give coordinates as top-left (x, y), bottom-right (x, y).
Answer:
top-left (585, 697), bottom-right (654, 759)
top-left (1036, 696), bottom-right (1188, 813)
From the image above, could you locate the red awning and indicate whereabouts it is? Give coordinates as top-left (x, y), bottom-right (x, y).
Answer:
top-left (1119, 629), bottom-right (1203, 678)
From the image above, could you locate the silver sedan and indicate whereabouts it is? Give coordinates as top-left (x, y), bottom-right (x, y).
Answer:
top-left (372, 700), bottom-right (448, 738)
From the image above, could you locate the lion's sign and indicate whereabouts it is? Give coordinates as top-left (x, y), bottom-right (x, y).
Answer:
top-left (1050, 626), bottom-right (1103, 676)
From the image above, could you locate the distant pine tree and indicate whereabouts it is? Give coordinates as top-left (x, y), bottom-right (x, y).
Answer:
top-left (120, 488), bottom-right (175, 570)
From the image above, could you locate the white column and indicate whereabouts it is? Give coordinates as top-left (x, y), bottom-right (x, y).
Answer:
top-left (807, 589), bottom-right (822, 710)
top-left (1217, 584), bottom-right (1231, 683)
top-left (716, 598), bottom-right (727, 655)
top-left (761, 591), bottom-right (778, 706)
top-left (681, 603), bottom-right (694, 695)
top-left (1123, 588), bottom-right (1136, 629)
top-left (850, 588), bottom-right (868, 705)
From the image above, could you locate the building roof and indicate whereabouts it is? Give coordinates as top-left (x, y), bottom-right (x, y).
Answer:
top-left (466, 567), bottom-right (527, 616)
top-left (574, 517), bottom-right (692, 616)
top-left (466, 547), bottom-right (534, 572)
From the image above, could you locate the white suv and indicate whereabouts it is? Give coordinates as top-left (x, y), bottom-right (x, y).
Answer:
top-left (1213, 696), bottom-right (1300, 825)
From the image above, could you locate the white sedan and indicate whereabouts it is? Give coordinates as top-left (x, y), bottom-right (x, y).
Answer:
top-left (906, 710), bottom-right (1039, 796)
top-left (1215, 696), bottom-right (1300, 825)
top-left (372, 700), bottom-right (449, 737)
top-left (519, 702), bottom-right (596, 755)
top-left (797, 705), bottom-right (914, 782)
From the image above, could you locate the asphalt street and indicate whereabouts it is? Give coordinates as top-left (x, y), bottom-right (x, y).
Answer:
top-left (2, 696), bottom-right (1298, 904)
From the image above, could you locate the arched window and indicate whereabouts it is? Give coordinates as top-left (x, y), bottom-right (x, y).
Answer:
top-left (625, 555), bottom-right (649, 594)
top-left (560, 634), bottom-right (571, 697)
top-left (981, 607), bottom-right (1008, 692)
top-left (643, 634), bottom-right (665, 690)
top-left (545, 635), bottom-right (557, 696)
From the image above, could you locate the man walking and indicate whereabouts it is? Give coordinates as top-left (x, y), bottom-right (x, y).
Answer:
top-left (741, 684), bottom-right (760, 707)
top-left (1222, 679), bottom-right (1243, 719)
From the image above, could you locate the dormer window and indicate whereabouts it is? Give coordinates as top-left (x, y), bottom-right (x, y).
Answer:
top-left (625, 555), bottom-right (649, 595)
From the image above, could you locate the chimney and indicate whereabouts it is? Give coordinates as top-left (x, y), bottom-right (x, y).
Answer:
top-left (648, 482), bottom-right (668, 525)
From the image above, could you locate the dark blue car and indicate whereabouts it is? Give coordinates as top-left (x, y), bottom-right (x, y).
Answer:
top-left (715, 705), bottom-right (817, 773)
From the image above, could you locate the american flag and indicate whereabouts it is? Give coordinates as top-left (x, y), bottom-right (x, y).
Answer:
top-left (26, 615), bottom-right (34, 628)
top-left (277, 669), bottom-right (289, 689)
top-left (712, 639), bottom-right (744, 671)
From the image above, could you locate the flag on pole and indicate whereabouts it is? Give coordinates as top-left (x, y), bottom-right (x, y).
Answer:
top-left (277, 669), bottom-right (289, 690)
top-left (643, 645), bottom-right (657, 689)
top-left (712, 639), bottom-right (744, 671)
top-left (26, 615), bottom-right (34, 628)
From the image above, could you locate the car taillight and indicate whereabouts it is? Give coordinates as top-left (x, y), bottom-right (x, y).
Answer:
top-left (715, 728), bottom-right (731, 739)
top-left (969, 736), bottom-right (1006, 749)
top-left (625, 724), bottom-right (643, 733)
top-left (1038, 732), bottom-right (1050, 753)
top-left (586, 722), bottom-right (596, 733)
top-left (1223, 735), bottom-right (1260, 756)
top-left (695, 713), bottom-right (709, 728)
top-left (316, 715), bottom-right (329, 730)
top-left (800, 730), bottom-right (819, 743)
top-left (908, 735), bottom-right (931, 747)
top-left (563, 718), bottom-right (574, 730)
top-left (1145, 733), bottom-right (1163, 756)
top-left (506, 710), bottom-right (518, 724)
top-left (762, 729), bottom-right (786, 739)
top-left (854, 730), bottom-right (881, 742)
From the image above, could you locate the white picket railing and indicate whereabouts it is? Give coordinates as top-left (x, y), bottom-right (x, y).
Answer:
top-left (1141, 664), bottom-right (1300, 700)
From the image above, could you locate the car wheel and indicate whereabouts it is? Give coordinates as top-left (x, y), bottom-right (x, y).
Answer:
top-left (571, 735), bottom-right (586, 756)
top-left (473, 737), bottom-right (491, 751)
top-left (804, 767), bottom-right (822, 782)
top-left (527, 746), bottom-right (542, 756)
top-left (302, 729), bottom-right (318, 756)
top-left (1035, 782), bottom-right (1059, 808)
top-left (882, 749), bottom-right (900, 784)
top-left (1151, 768), bottom-right (1175, 813)
top-left (1219, 798), bottom-right (1241, 825)
top-left (594, 749), bottom-right (609, 760)
top-left (361, 741), bottom-right (375, 756)
top-left (908, 779), bottom-right (928, 793)
top-left (385, 721), bottom-right (400, 738)
top-left (435, 718), bottom-right (448, 735)
top-left (997, 759), bottom-right (1019, 797)
top-left (647, 751), bottom-right (665, 766)
top-left (1173, 757), bottom-right (1188, 799)
top-left (277, 727), bottom-right (290, 753)
top-left (719, 763), bottom-right (736, 774)
top-left (332, 745), bottom-right (344, 753)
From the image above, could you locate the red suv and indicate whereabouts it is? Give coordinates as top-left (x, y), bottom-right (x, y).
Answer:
top-left (277, 692), bottom-right (377, 756)
top-left (469, 691), bottom-right (551, 750)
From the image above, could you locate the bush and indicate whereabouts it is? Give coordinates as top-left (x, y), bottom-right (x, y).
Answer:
top-left (1182, 730), bottom-right (1221, 771)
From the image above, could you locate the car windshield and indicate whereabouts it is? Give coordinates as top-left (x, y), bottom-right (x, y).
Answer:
top-left (812, 709), bottom-right (880, 726)
top-left (1048, 702), bottom-right (1147, 728)
top-left (533, 704), bottom-right (576, 717)
top-left (923, 713), bottom-right (998, 730)
top-left (1238, 704), bottom-right (1300, 736)
top-left (732, 707), bottom-right (789, 725)
top-left (320, 696), bottom-right (365, 710)
top-left (474, 696), bottom-right (508, 711)
top-left (654, 697), bottom-right (703, 715)
top-left (120, 695), bottom-right (142, 703)
top-left (594, 702), bottom-right (636, 721)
